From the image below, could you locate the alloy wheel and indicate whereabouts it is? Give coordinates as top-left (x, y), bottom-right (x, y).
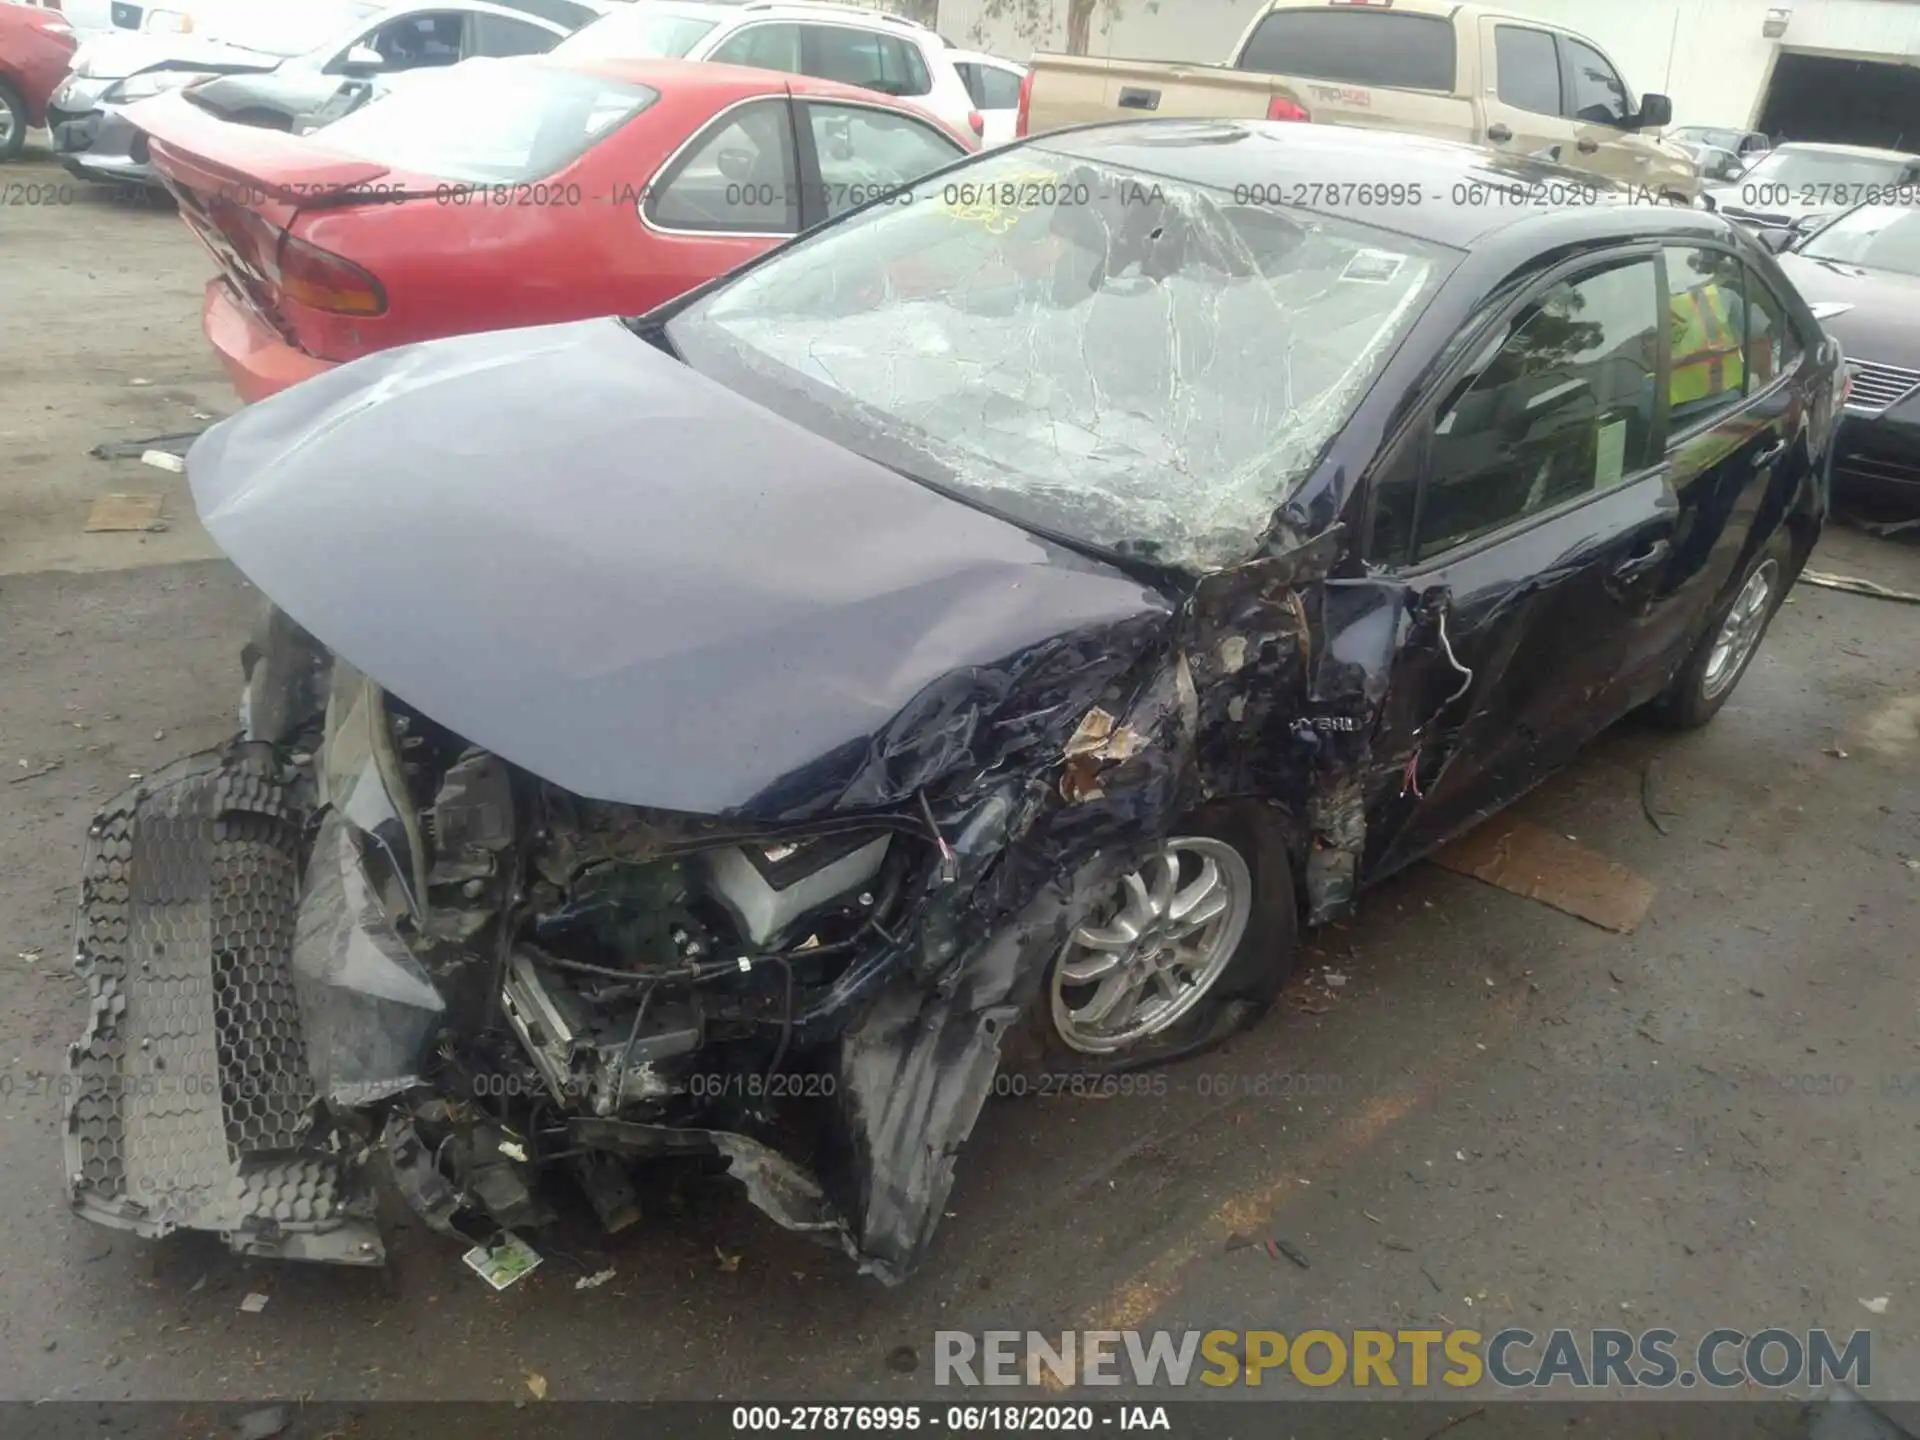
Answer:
top-left (1049, 835), bottom-right (1253, 1055)
top-left (1702, 559), bottom-right (1778, 701)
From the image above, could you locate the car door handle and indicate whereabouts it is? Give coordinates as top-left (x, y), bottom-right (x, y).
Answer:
top-left (1118, 87), bottom-right (1160, 110)
top-left (1610, 538), bottom-right (1671, 588)
top-left (1753, 437), bottom-right (1788, 467)
top-left (1487, 123), bottom-right (1511, 142)
top-left (1577, 138), bottom-right (1599, 153)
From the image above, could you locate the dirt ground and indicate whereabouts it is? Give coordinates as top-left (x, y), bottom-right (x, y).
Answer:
top-left (2, 141), bottom-right (1919, 1410)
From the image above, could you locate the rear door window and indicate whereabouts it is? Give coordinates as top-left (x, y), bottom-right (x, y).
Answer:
top-left (1236, 10), bottom-right (1456, 91)
top-left (467, 13), bottom-right (560, 58)
top-left (971, 63), bottom-right (1022, 108)
top-left (801, 24), bottom-right (931, 97)
top-left (805, 101), bottom-right (964, 219)
top-left (647, 97), bottom-right (799, 233)
top-left (1494, 25), bottom-right (1560, 115)
top-left (1662, 248), bottom-right (1747, 428)
top-left (1414, 256), bottom-right (1661, 560)
top-left (708, 21), bottom-right (801, 72)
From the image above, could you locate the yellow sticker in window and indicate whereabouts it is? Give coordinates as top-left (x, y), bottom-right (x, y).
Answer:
top-left (934, 169), bottom-right (1070, 233)
top-left (1594, 418), bottom-right (1628, 490)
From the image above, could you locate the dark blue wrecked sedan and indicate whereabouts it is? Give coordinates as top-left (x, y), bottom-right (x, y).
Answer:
top-left (64, 121), bottom-right (1839, 1284)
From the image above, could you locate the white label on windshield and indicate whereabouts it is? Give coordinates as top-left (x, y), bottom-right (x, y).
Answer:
top-left (1594, 419), bottom-right (1627, 490)
top-left (1341, 249), bottom-right (1406, 284)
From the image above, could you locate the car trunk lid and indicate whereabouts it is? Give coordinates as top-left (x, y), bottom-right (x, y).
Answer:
top-left (128, 89), bottom-right (436, 357)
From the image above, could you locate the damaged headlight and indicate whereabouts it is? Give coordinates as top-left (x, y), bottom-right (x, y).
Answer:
top-left (318, 661), bottom-right (429, 921)
top-left (288, 664), bottom-right (448, 1103)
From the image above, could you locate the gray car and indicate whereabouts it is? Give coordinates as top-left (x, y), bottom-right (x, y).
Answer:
top-left (49, 0), bottom-right (600, 188)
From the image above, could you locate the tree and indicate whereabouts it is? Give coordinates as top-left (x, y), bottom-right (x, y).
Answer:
top-left (1066, 0), bottom-right (1095, 52)
top-left (972, 0), bottom-right (1122, 53)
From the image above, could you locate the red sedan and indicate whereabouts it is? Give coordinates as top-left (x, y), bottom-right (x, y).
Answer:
top-left (0, 0), bottom-right (76, 161)
top-left (127, 57), bottom-right (975, 402)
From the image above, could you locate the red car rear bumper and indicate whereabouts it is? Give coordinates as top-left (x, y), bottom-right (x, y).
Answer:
top-left (206, 279), bottom-right (333, 403)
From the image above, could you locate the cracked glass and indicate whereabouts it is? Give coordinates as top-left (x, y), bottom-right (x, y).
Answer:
top-left (665, 144), bottom-right (1450, 570)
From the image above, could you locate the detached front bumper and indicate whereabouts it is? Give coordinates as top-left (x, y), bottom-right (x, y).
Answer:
top-left (65, 746), bottom-right (385, 1264)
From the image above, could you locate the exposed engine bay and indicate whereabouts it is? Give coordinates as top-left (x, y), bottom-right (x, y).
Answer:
top-left (63, 625), bottom-right (975, 1282)
top-left (64, 606), bottom-right (1178, 1281)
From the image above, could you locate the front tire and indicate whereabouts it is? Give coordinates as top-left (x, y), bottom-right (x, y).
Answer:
top-left (0, 81), bottom-right (28, 163)
top-left (1649, 530), bottom-right (1793, 729)
top-left (1005, 804), bottom-right (1297, 1077)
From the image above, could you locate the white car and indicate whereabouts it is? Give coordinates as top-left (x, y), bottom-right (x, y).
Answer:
top-left (49, 0), bottom-right (600, 185)
top-left (554, 0), bottom-right (985, 138)
top-left (946, 47), bottom-right (1023, 146)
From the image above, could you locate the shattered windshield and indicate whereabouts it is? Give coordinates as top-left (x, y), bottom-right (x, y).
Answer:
top-left (663, 145), bottom-right (1452, 570)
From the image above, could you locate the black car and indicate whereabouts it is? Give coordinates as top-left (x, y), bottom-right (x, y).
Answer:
top-left (62, 122), bottom-right (1838, 1286)
top-left (1761, 202), bottom-right (1920, 516)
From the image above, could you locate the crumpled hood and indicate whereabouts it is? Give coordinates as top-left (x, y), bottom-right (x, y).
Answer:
top-left (188, 319), bottom-right (1172, 820)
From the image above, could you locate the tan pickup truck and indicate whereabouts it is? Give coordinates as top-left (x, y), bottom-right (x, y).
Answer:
top-left (1016, 0), bottom-right (1701, 203)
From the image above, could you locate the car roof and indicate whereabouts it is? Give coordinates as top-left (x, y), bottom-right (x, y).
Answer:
top-left (1023, 119), bottom-right (1742, 250)
top-left (944, 48), bottom-right (1025, 70)
top-left (1771, 141), bottom-right (1920, 161)
top-left (648, 0), bottom-right (939, 31)
top-left (532, 51), bottom-right (966, 124)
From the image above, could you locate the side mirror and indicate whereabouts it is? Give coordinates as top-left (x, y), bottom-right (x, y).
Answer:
top-left (715, 147), bottom-right (755, 182)
top-left (1755, 227), bottom-right (1796, 254)
top-left (1635, 92), bottom-right (1673, 130)
top-left (340, 43), bottom-right (385, 73)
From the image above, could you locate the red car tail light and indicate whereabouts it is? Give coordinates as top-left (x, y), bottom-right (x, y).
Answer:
top-left (968, 109), bottom-right (985, 138)
top-left (278, 234), bottom-right (387, 317)
top-left (1267, 96), bottom-right (1311, 121)
top-left (1015, 68), bottom-right (1034, 137)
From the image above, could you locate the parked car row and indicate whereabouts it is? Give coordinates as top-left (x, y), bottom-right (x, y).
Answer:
top-left (46, 0), bottom-right (600, 183)
top-left (8, 0), bottom-right (1028, 187)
